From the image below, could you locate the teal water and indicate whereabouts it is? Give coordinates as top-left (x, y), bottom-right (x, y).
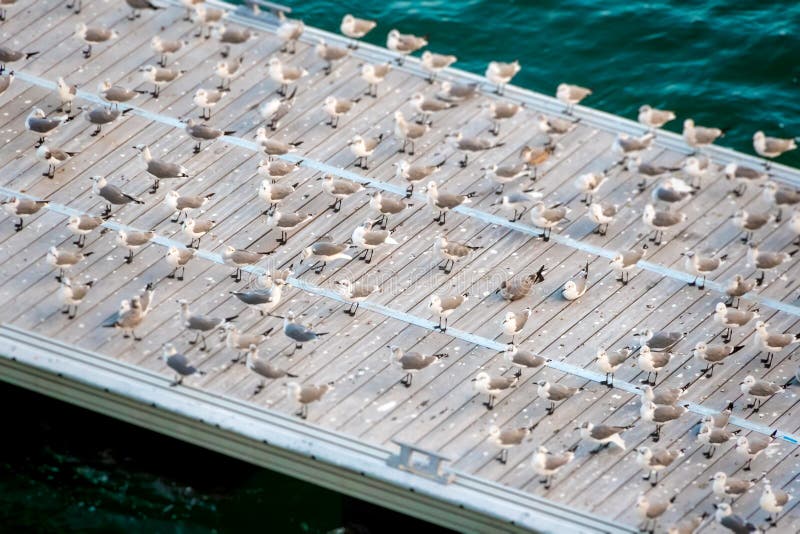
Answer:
top-left (282, 0), bottom-right (800, 168)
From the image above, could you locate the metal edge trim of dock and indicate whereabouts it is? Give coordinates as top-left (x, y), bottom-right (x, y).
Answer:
top-left (0, 324), bottom-right (635, 534)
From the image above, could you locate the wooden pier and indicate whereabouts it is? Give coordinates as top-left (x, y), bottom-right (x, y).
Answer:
top-left (1, 1), bottom-right (799, 532)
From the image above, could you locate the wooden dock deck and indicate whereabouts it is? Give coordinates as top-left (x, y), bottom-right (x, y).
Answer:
top-left (1, 1), bottom-right (799, 532)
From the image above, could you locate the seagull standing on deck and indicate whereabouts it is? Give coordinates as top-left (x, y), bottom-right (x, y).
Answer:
top-left (47, 246), bottom-right (92, 279)
top-left (161, 344), bottom-right (204, 387)
top-left (134, 144), bottom-right (189, 193)
top-left (335, 279), bottom-right (379, 317)
top-left (394, 110), bottom-right (429, 155)
top-left (424, 181), bottom-right (475, 225)
top-left (557, 83), bottom-right (591, 114)
top-left (642, 204), bottom-right (686, 245)
top-left (315, 38), bottom-right (350, 75)
top-left (151, 36), bottom-right (183, 67)
top-left (389, 345), bottom-right (447, 388)
top-left (351, 220), bottom-right (398, 263)
top-left (75, 23), bottom-right (118, 58)
top-left (67, 214), bottom-right (103, 248)
top-left (448, 132), bottom-right (505, 168)
top-left (683, 119), bottom-right (724, 151)
top-left (386, 29), bottom-right (427, 65)
top-left (502, 307), bottom-right (531, 344)
top-left (537, 380), bottom-right (581, 415)
top-left (740, 375), bottom-right (783, 412)
top-left (361, 63), bottom-right (391, 97)
top-left (420, 51), bottom-right (456, 82)
top-left (754, 321), bottom-right (800, 368)
top-left (164, 190), bottom-right (214, 223)
top-left (693, 341), bottom-right (744, 377)
top-left (58, 277), bottom-right (94, 319)
top-left (433, 235), bottom-right (481, 274)
top-left (340, 14), bottom-right (376, 47)
top-left (472, 370), bottom-right (520, 410)
top-left (595, 346), bottom-right (632, 387)
top-left (610, 245), bottom-right (646, 284)
top-left (245, 345), bottom-right (297, 395)
top-left (267, 57), bottom-right (308, 97)
top-left (753, 131), bottom-right (796, 166)
top-left (429, 293), bottom-right (468, 332)
top-left (638, 105), bottom-right (676, 130)
top-left (286, 382), bottom-right (332, 419)
top-left (222, 245), bottom-right (271, 282)
top-left (574, 172), bottom-right (606, 205)
top-left (530, 202), bottom-right (569, 241)
top-left (488, 424), bottom-right (537, 464)
top-left (140, 65), bottom-right (181, 98)
top-left (184, 119), bottom-right (235, 154)
top-left (177, 299), bottom-right (236, 351)
top-left (577, 421), bottom-right (631, 453)
top-left (635, 446), bottom-right (684, 487)
top-left (25, 108), bottom-right (67, 148)
top-left (37, 143), bottom-right (76, 179)
top-left (275, 12), bottom-right (303, 53)
top-left (532, 445), bottom-right (576, 489)
top-left (485, 60), bottom-right (520, 95)
top-left (736, 431), bottom-right (778, 471)
top-left (760, 480), bottom-right (791, 526)
top-left (637, 345), bottom-right (672, 386)
top-left (282, 311), bottom-right (328, 351)
top-left (562, 261), bottom-right (589, 301)
top-left (588, 202), bottom-right (619, 236)
top-left (748, 243), bottom-right (796, 286)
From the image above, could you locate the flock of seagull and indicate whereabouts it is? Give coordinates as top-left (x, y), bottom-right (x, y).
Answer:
top-left (1, 1), bottom-right (800, 532)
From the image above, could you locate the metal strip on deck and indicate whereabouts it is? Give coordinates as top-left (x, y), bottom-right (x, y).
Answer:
top-left (0, 323), bottom-right (635, 534)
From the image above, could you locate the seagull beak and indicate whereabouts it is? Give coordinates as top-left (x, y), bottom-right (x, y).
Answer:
top-left (470, 378), bottom-right (477, 382)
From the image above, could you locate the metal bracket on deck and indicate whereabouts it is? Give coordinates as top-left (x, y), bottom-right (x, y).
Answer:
top-left (387, 440), bottom-right (455, 484)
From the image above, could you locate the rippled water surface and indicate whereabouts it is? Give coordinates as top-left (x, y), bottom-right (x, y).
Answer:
top-left (282, 0), bottom-right (800, 167)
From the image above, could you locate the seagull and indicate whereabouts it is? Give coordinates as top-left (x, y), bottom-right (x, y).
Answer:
top-left (519, 144), bottom-right (556, 178)
top-left (348, 133), bottom-right (383, 170)
top-left (134, 144), bottom-right (190, 194)
top-left (557, 83), bottom-right (591, 114)
top-left (213, 24), bottom-right (256, 58)
top-left (588, 202), bottom-right (619, 235)
top-left (485, 60), bottom-right (520, 95)
top-left (193, 4), bottom-right (227, 39)
top-left (102, 296), bottom-right (144, 340)
top-left (2, 197), bottom-right (50, 232)
top-left (485, 101), bottom-right (521, 136)
top-left (58, 277), bottom-right (94, 319)
top-left (320, 174), bottom-right (363, 211)
top-left (636, 494), bottom-right (674, 534)
top-left (323, 95), bottom-right (359, 128)
top-left (286, 382), bottom-right (333, 419)
top-left (222, 246), bottom-right (271, 282)
top-left (725, 163), bottom-right (767, 196)
top-left (640, 383), bottom-right (689, 406)
top-left (420, 51), bottom-right (456, 83)
top-left (257, 158), bottom-right (301, 181)
top-left (634, 329), bottom-right (684, 352)
top-left (267, 57), bottom-right (308, 96)
top-left (299, 238), bottom-right (352, 275)
top-left (731, 209), bottom-right (772, 244)
top-left (410, 92), bottom-right (454, 126)
top-left (472, 370), bottom-right (520, 410)
top-left (574, 171), bottom-right (606, 205)
top-left (315, 38), bottom-right (350, 75)
top-left (281, 311), bottom-right (328, 350)
top-left (724, 275), bottom-right (756, 308)
top-left (275, 11), bottom-right (303, 53)
top-left (740, 375), bottom-right (783, 412)
top-left (351, 220), bottom-right (398, 263)
top-left (698, 422), bottom-right (739, 459)
top-left (502, 307), bottom-right (531, 344)
top-left (47, 247), bottom-right (92, 279)
top-left (161, 344), bottom-right (204, 387)
top-left (182, 217), bottom-right (215, 249)
top-left (562, 261), bottom-right (589, 301)
top-left (683, 118), bottom-right (724, 150)
top-left (595, 346), bottom-right (632, 387)
top-left (194, 88), bottom-right (225, 120)
top-left (256, 130), bottom-right (303, 160)
top-left (760, 480), bottom-right (791, 526)
top-left (335, 279), bottom-right (379, 316)
top-left (627, 156), bottom-right (680, 190)
top-left (713, 503), bottom-right (760, 534)
top-left (369, 191), bottom-right (411, 229)
top-left (610, 245), bottom-right (647, 284)
top-left (635, 446), bottom-right (684, 486)
top-left (56, 77), bottom-right (77, 113)
top-left (394, 159), bottom-right (445, 198)
top-left (424, 181), bottom-right (476, 225)
top-left (230, 279), bottom-right (284, 317)
top-left (80, 105), bottom-right (131, 137)
top-left (693, 342), bottom-right (744, 377)
top-left (537, 380), bottom-right (581, 415)
top-left (637, 345), bottom-right (671, 386)
top-left (184, 119), bottom-right (235, 154)
top-left (753, 130), bottom-right (797, 166)
top-left (125, 0), bottom-right (161, 20)
top-left (488, 424), bottom-right (537, 464)
top-left (245, 344), bottom-right (297, 395)
top-left (682, 250), bottom-right (726, 289)
top-left (640, 401), bottom-right (688, 441)
top-left (715, 302), bottom-right (759, 343)
top-left (531, 445), bottom-right (576, 489)
top-left (493, 189), bottom-right (543, 222)
top-left (388, 345), bottom-right (447, 388)
top-left (754, 321), bottom-right (800, 368)
top-left (642, 204), bottom-right (687, 245)
top-left (682, 155), bottom-right (711, 188)
top-left (177, 299), bottom-right (237, 351)
top-left (436, 80), bottom-right (479, 102)
top-left (0, 46), bottom-right (37, 73)
top-left (165, 246), bottom-right (195, 281)
top-left (613, 132), bottom-right (655, 161)
top-left (429, 293), bottom-right (468, 332)
top-left (736, 431), bottom-right (778, 471)
top-left (340, 14), bottom-right (376, 47)
top-left (75, 23), bottom-right (118, 58)
top-left (651, 177), bottom-right (694, 206)
top-left (433, 235), bottom-right (481, 274)
top-left (36, 144), bottom-right (77, 179)
top-left (702, 401), bottom-right (735, 429)
top-left (66, 214), bottom-right (103, 248)
top-left (482, 162), bottom-right (531, 194)
top-left (762, 181), bottom-right (800, 222)
top-left (139, 65), bottom-right (181, 98)
top-left (256, 181), bottom-right (297, 216)
top-left (711, 472), bottom-right (756, 502)
top-left (496, 267), bottom-right (546, 301)
top-left (448, 132), bottom-right (505, 167)
top-left (151, 36), bottom-right (183, 67)
top-left (394, 110), bottom-right (429, 155)
top-left (0, 70), bottom-right (14, 97)
top-left (503, 344), bottom-right (548, 372)
top-left (89, 175), bottom-right (143, 217)
top-left (116, 230), bottom-right (154, 264)
top-left (577, 421), bottom-right (631, 453)
top-left (530, 202), bottom-right (569, 241)
top-left (216, 55), bottom-right (246, 89)
top-left (98, 79), bottom-right (139, 109)
top-left (259, 90), bottom-right (296, 131)
top-left (386, 29), bottom-right (427, 65)
top-left (25, 108), bottom-right (67, 147)
top-left (164, 190), bottom-right (213, 223)
top-left (638, 105), bottom-right (676, 129)
top-left (748, 243), bottom-right (797, 286)
top-left (361, 63), bottom-right (391, 97)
